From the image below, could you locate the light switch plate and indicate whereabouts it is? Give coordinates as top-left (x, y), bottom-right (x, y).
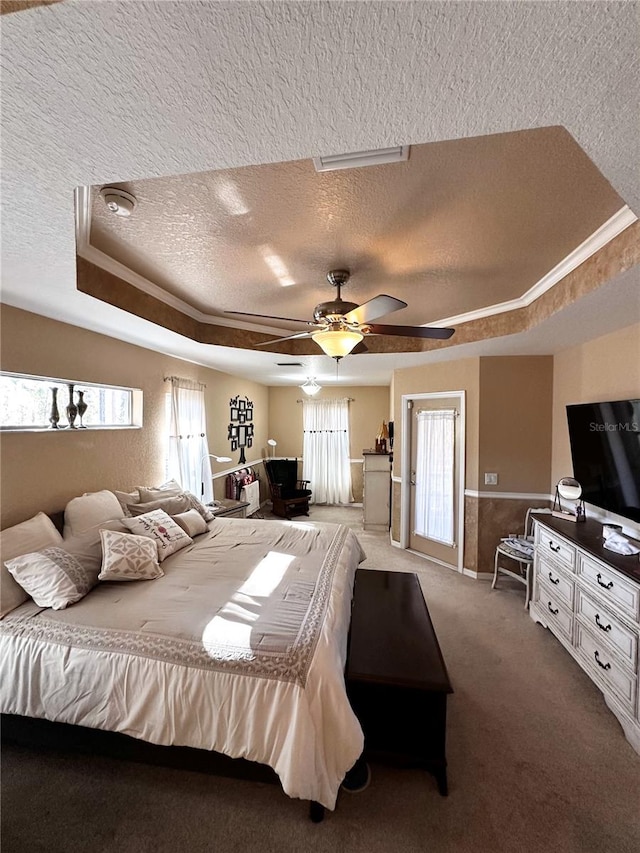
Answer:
top-left (484, 473), bottom-right (498, 485)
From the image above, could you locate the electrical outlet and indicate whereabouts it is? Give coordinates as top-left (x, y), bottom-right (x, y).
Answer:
top-left (484, 473), bottom-right (498, 485)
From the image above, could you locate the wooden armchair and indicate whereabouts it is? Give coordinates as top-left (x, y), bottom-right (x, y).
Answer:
top-left (264, 459), bottom-right (312, 519)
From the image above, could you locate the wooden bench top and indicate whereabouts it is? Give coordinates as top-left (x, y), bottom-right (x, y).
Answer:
top-left (347, 569), bottom-right (453, 694)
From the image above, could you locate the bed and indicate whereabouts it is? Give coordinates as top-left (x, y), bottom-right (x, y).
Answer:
top-left (0, 497), bottom-right (366, 813)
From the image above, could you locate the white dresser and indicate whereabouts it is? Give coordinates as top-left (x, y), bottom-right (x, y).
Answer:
top-left (530, 516), bottom-right (640, 754)
top-left (363, 452), bottom-right (391, 531)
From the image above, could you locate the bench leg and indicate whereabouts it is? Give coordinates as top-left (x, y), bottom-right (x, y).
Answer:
top-left (309, 801), bottom-right (325, 822)
top-left (434, 768), bottom-right (448, 797)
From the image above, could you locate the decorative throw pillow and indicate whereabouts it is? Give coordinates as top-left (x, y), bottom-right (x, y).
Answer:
top-left (121, 509), bottom-right (193, 562)
top-left (63, 490), bottom-right (124, 538)
top-left (182, 491), bottom-right (215, 522)
top-left (5, 547), bottom-right (93, 610)
top-left (127, 494), bottom-right (192, 518)
top-left (98, 529), bottom-right (163, 581)
top-left (172, 509), bottom-right (208, 537)
top-left (1, 512), bottom-right (64, 618)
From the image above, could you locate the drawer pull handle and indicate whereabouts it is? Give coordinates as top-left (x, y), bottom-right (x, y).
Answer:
top-left (547, 602), bottom-right (559, 616)
top-left (548, 572), bottom-right (560, 585)
top-left (594, 650), bottom-right (611, 671)
top-left (596, 573), bottom-right (613, 590)
top-left (595, 614), bottom-right (612, 632)
top-left (549, 542), bottom-right (561, 553)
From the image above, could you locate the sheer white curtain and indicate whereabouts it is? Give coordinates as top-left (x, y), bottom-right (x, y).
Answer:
top-left (302, 398), bottom-right (353, 505)
top-left (414, 409), bottom-right (456, 546)
top-left (166, 377), bottom-right (212, 501)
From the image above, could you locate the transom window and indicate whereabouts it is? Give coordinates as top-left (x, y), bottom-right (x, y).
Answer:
top-left (0, 373), bottom-right (139, 430)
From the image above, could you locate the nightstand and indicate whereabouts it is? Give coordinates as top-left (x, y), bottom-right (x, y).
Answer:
top-left (208, 499), bottom-right (250, 519)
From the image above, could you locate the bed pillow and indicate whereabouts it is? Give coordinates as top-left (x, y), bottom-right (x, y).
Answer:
top-left (98, 529), bottom-right (163, 581)
top-left (63, 490), bottom-right (124, 538)
top-left (127, 494), bottom-right (192, 518)
top-left (137, 486), bottom-right (214, 522)
top-left (137, 485), bottom-right (183, 503)
top-left (182, 492), bottom-right (215, 523)
top-left (5, 547), bottom-right (93, 610)
top-left (63, 519), bottom-right (129, 585)
top-left (172, 509), bottom-right (208, 537)
top-left (1, 512), bottom-right (64, 618)
top-left (122, 509), bottom-right (193, 562)
top-left (113, 490), bottom-right (140, 517)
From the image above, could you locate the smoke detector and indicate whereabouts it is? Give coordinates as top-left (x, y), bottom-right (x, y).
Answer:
top-left (99, 187), bottom-right (137, 217)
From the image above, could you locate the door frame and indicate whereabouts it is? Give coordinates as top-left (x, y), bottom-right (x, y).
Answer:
top-left (400, 391), bottom-right (466, 573)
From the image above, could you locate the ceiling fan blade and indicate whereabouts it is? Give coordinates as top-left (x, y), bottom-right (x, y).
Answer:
top-left (254, 331), bottom-right (315, 347)
top-left (365, 323), bottom-right (455, 340)
top-left (343, 295), bottom-right (407, 325)
top-left (226, 310), bottom-right (313, 325)
top-left (350, 340), bottom-right (369, 355)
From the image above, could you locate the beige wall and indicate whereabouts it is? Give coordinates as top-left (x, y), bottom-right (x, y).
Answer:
top-left (392, 357), bottom-right (481, 489)
top-left (267, 385), bottom-right (390, 502)
top-left (0, 306), bottom-right (269, 527)
top-left (551, 321), bottom-right (640, 491)
top-left (479, 356), bottom-right (553, 494)
top-left (392, 355), bottom-right (554, 572)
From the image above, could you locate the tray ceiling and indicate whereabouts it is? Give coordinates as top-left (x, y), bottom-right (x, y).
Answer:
top-left (88, 127), bottom-right (624, 330)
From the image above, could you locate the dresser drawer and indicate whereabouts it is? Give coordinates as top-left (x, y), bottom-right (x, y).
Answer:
top-left (576, 588), bottom-right (637, 670)
top-left (535, 530), bottom-right (575, 572)
top-left (534, 581), bottom-right (573, 643)
top-left (536, 558), bottom-right (574, 607)
top-left (577, 555), bottom-right (640, 621)
top-left (575, 624), bottom-right (637, 714)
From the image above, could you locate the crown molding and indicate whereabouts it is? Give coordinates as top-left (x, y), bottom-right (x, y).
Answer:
top-left (76, 187), bottom-right (636, 334)
top-left (74, 186), bottom-right (288, 337)
top-left (429, 205), bottom-right (637, 328)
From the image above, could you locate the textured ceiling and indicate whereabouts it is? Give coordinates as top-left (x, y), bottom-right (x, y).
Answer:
top-left (89, 127), bottom-right (624, 327)
top-left (1, 1), bottom-right (639, 385)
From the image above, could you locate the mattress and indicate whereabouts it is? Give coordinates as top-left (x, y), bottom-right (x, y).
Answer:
top-left (0, 516), bottom-right (366, 809)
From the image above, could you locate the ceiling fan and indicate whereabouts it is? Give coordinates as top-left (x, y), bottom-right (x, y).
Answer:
top-left (226, 270), bottom-right (455, 360)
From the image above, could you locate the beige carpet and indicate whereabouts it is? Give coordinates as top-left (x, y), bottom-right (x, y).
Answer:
top-left (2, 506), bottom-right (639, 853)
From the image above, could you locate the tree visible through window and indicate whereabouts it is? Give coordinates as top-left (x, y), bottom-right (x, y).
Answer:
top-left (0, 373), bottom-right (134, 429)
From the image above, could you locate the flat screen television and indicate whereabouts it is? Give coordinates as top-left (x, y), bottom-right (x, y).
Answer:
top-left (566, 399), bottom-right (640, 523)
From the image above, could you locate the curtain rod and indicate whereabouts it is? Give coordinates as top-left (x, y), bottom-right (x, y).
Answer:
top-left (297, 397), bottom-right (355, 403)
top-left (164, 376), bottom-right (207, 388)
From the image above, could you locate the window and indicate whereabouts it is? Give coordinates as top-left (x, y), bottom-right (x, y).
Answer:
top-left (0, 373), bottom-right (140, 431)
top-left (302, 398), bottom-right (353, 504)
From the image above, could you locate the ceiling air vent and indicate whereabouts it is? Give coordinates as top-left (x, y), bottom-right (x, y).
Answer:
top-left (276, 362), bottom-right (304, 367)
top-left (313, 146), bottom-right (410, 172)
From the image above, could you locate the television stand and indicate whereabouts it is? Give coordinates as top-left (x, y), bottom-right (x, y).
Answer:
top-left (530, 514), bottom-right (640, 755)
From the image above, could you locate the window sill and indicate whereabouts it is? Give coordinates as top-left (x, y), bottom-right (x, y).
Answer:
top-left (1, 425), bottom-right (142, 433)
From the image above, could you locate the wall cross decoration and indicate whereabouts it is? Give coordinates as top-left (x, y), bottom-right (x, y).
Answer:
top-left (228, 395), bottom-right (254, 463)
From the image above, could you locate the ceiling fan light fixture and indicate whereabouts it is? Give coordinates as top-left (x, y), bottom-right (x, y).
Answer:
top-left (300, 377), bottom-right (322, 396)
top-left (313, 146), bottom-right (410, 172)
top-left (312, 329), bottom-right (364, 360)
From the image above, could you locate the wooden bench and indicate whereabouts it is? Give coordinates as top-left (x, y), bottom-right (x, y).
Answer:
top-left (346, 568), bottom-right (453, 795)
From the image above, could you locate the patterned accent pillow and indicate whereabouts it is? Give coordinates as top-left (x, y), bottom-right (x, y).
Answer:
top-left (5, 547), bottom-right (94, 610)
top-left (98, 529), bottom-right (163, 581)
top-left (182, 491), bottom-right (215, 522)
top-left (121, 509), bottom-right (193, 562)
top-left (0, 511), bottom-right (64, 617)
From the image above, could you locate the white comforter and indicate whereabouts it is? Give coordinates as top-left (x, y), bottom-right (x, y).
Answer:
top-left (0, 517), bottom-right (366, 809)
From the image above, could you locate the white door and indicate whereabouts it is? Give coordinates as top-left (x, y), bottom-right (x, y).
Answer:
top-left (406, 394), bottom-right (464, 570)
